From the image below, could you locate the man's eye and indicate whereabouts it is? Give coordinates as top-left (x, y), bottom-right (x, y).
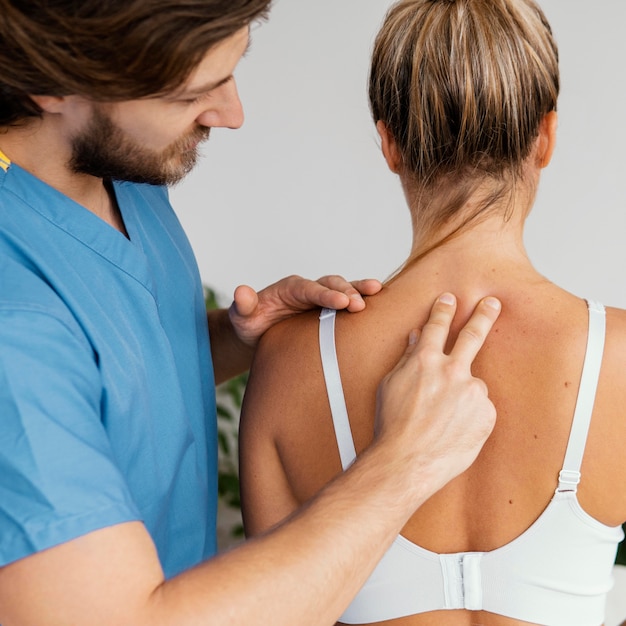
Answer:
top-left (181, 92), bottom-right (212, 105)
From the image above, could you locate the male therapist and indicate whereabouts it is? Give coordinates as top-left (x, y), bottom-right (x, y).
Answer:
top-left (0, 1), bottom-right (501, 624)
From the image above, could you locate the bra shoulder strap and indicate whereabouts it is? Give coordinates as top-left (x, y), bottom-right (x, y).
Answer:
top-left (319, 308), bottom-right (357, 470)
top-left (556, 300), bottom-right (606, 493)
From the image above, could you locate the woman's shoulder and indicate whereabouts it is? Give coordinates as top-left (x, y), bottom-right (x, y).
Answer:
top-left (243, 299), bottom-right (390, 443)
top-left (605, 303), bottom-right (626, 328)
top-left (601, 304), bottom-right (626, 370)
top-left (253, 307), bottom-right (322, 373)
top-left (243, 308), bottom-right (329, 431)
top-left (578, 302), bottom-right (626, 524)
top-left (599, 303), bottom-right (626, 384)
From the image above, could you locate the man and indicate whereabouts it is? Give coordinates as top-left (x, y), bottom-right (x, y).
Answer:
top-left (0, 1), bottom-right (500, 623)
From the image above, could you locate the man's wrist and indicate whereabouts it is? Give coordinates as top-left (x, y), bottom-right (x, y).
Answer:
top-left (208, 308), bottom-right (255, 384)
top-left (346, 439), bottom-right (438, 525)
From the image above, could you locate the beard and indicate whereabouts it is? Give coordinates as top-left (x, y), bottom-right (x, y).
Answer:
top-left (69, 106), bottom-right (210, 186)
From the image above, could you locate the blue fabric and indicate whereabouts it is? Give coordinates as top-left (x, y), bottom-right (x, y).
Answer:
top-left (0, 163), bottom-right (218, 578)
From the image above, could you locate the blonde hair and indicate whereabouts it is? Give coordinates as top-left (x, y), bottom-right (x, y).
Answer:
top-left (369, 0), bottom-right (559, 259)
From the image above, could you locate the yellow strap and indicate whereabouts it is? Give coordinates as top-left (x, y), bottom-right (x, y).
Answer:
top-left (0, 148), bottom-right (10, 172)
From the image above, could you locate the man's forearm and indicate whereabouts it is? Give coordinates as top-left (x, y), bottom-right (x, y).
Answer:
top-left (152, 440), bottom-right (432, 626)
top-left (0, 441), bottom-right (437, 626)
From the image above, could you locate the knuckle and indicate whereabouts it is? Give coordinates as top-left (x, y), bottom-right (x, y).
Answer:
top-left (423, 317), bottom-right (449, 333)
top-left (475, 378), bottom-right (489, 394)
top-left (284, 274), bottom-right (302, 285)
top-left (415, 346), bottom-right (440, 368)
top-left (458, 325), bottom-right (483, 344)
top-left (444, 358), bottom-right (466, 378)
top-left (466, 376), bottom-right (487, 394)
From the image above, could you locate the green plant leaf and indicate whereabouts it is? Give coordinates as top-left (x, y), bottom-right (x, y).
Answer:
top-left (231, 523), bottom-right (244, 538)
top-left (216, 404), bottom-right (234, 421)
top-left (217, 430), bottom-right (231, 456)
top-left (205, 284), bottom-right (246, 549)
top-left (204, 286), bottom-right (220, 311)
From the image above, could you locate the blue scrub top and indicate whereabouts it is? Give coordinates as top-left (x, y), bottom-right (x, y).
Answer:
top-left (0, 157), bottom-right (218, 577)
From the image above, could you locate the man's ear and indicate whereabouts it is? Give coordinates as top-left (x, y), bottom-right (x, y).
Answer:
top-left (537, 110), bottom-right (558, 169)
top-left (29, 95), bottom-right (70, 114)
top-left (376, 120), bottom-right (402, 174)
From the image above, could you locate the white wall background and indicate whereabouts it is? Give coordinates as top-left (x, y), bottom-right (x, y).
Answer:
top-left (171, 0), bottom-right (626, 310)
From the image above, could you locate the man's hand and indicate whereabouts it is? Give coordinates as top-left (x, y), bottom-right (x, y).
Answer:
top-left (229, 274), bottom-right (382, 348)
top-left (373, 292), bottom-right (502, 501)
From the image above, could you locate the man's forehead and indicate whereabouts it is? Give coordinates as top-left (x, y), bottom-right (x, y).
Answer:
top-left (171, 27), bottom-right (250, 98)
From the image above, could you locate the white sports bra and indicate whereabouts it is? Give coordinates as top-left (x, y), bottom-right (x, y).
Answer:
top-left (319, 300), bottom-right (624, 625)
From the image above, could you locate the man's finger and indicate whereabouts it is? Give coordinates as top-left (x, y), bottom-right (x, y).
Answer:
top-left (314, 274), bottom-right (362, 308)
top-left (383, 328), bottom-right (420, 378)
top-left (416, 293), bottom-right (458, 352)
top-left (296, 279), bottom-right (350, 310)
top-left (450, 296), bottom-right (501, 363)
top-left (317, 274), bottom-right (358, 293)
top-left (349, 278), bottom-right (383, 297)
top-left (232, 284), bottom-right (259, 317)
top-left (317, 275), bottom-right (383, 312)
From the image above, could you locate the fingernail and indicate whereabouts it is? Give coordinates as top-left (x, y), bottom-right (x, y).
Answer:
top-left (483, 297), bottom-right (501, 310)
top-left (438, 293), bottom-right (456, 305)
top-left (350, 293), bottom-right (364, 301)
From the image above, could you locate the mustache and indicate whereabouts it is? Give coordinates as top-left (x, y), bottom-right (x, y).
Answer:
top-left (168, 126), bottom-right (212, 155)
top-left (191, 126), bottom-right (211, 144)
top-left (185, 126), bottom-right (211, 147)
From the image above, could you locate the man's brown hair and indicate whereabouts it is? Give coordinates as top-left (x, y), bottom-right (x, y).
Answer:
top-left (0, 0), bottom-right (271, 126)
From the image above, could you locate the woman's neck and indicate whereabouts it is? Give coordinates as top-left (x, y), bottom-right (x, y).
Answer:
top-left (403, 168), bottom-right (538, 265)
top-left (390, 203), bottom-right (544, 300)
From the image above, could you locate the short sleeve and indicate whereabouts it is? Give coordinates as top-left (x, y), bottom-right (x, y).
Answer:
top-left (0, 307), bottom-right (141, 566)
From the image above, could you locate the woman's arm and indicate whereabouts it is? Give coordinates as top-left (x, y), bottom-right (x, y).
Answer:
top-left (239, 330), bottom-right (304, 535)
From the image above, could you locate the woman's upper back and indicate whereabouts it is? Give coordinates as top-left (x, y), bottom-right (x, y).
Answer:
top-left (322, 298), bottom-right (624, 625)
top-left (241, 272), bottom-right (626, 625)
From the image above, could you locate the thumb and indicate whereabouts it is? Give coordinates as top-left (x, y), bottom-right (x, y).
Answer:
top-left (387, 328), bottom-right (421, 376)
top-left (232, 285), bottom-right (259, 318)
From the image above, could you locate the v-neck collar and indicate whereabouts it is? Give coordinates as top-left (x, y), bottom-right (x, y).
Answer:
top-left (1, 162), bottom-right (155, 293)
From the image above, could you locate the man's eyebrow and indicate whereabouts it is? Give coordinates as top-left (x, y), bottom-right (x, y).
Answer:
top-left (167, 37), bottom-right (251, 100)
top-left (172, 75), bottom-right (233, 100)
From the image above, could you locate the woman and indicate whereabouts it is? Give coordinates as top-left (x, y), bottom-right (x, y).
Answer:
top-left (239, 0), bottom-right (626, 624)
